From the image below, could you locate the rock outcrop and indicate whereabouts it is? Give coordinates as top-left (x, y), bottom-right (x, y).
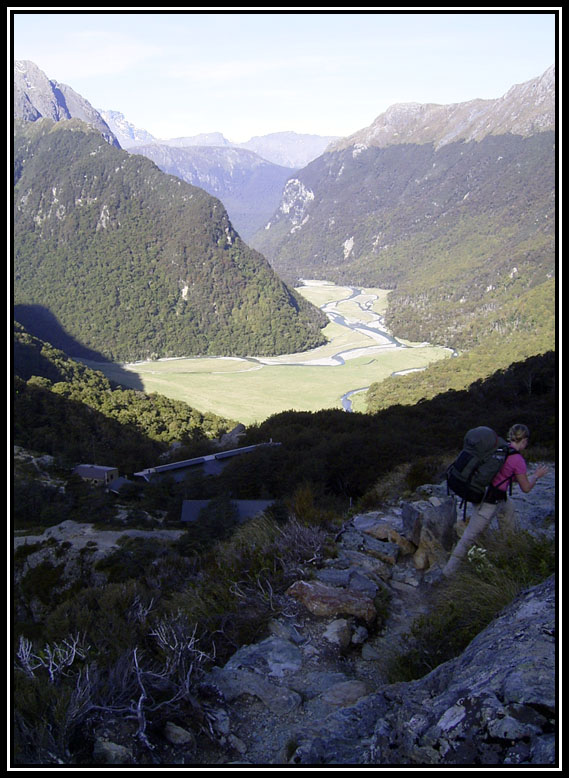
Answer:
top-left (14, 462), bottom-right (556, 766)
top-left (289, 574), bottom-right (556, 766)
top-left (14, 60), bottom-right (120, 147)
top-left (331, 65), bottom-right (555, 152)
top-left (195, 470), bottom-right (556, 766)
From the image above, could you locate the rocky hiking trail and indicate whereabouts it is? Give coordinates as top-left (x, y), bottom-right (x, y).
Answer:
top-left (15, 459), bottom-right (555, 766)
top-left (181, 465), bottom-right (556, 766)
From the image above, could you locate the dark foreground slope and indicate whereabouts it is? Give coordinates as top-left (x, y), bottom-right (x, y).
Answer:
top-left (12, 346), bottom-right (556, 766)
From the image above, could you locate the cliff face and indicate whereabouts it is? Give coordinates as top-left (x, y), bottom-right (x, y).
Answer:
top-left (14, 59), bottom-right (120, 148)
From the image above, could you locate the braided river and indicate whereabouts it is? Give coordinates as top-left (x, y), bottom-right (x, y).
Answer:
top-left (87, 281), bottom-right (451, 424)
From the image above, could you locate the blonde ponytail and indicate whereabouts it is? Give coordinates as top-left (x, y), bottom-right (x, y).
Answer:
top-left (507, 424), bottom-right (530, 444)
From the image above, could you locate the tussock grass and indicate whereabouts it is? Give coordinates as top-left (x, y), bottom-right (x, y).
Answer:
top-left (14, 505), bottom-right (336, 764)
top-left (166, 504), bottom-right (334, 660)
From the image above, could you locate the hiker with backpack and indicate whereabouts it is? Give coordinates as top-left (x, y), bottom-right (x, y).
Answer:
top-left (443, 424), bottom-right (549, 577)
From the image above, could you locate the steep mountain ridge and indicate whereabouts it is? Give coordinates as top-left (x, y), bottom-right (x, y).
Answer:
top-left (13, 118), bottom-right (326, 362)
top-left (331, 65), bottom-right (555, 152)
top-left (251, 67), bottom-right (556, 356)
top-left (14, 59), bottom-right (120, 148)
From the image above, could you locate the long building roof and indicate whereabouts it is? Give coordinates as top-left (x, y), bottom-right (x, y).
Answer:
top-left (133, 442), bottom-right (280, 482)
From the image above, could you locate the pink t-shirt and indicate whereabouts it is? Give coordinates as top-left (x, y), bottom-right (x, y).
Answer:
top-left (491, 452), bottom-right (527, 492)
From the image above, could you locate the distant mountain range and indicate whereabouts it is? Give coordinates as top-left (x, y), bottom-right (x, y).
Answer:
top-left (121, 142), bottom-right (295, 239)
top-left (13, 61), bottom-right (336, 240)
top-left (98, 111), bottom-right (338, 238)
top-left (251, 66), bottom-right (556, 357)
top-left (99, 110), bottom-right (338, 168)
top-left (12, 58), bottom-right (556, 383)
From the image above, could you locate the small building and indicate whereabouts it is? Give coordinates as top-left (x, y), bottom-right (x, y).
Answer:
top-left (107, 476), bottom-right (140, 497)
top-left (181, 499), bottom-right (275, 525)
top-left (72, 464), bottom-right (119, 487)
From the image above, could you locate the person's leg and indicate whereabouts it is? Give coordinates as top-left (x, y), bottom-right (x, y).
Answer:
top-left (443, 501), bottom-right (497, 576)
top-left (496, 499), bottom-right (517, 533)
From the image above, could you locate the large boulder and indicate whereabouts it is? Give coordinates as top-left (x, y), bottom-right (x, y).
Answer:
top-left (286, 579), bottom-right (377, 624)
top-left (402, 497), bottom-right (457, 570)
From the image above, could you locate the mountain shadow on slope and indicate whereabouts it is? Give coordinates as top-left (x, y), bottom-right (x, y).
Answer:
top-left (15, 304), bottom-right (111, 362)
top-left (13, 309), bottom-right (144, 391)
top-left (13, 325), bottom-right (233, 474)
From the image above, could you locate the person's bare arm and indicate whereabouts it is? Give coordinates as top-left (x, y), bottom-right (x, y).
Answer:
top-left (515, 464), bottom-right (549, 493)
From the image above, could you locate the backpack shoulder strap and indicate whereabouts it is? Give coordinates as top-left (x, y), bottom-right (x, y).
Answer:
top-left (492, 447), bottom-right (518, 493)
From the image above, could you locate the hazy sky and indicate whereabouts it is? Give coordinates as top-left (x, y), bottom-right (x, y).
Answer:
top-left (11, 9), bottom-right (557, 142)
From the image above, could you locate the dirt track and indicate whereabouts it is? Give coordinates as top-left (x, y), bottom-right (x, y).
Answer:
top-left (14, 519), bottom-right (186, 553)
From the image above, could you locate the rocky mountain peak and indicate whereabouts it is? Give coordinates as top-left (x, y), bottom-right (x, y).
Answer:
top-left (164, 131), bottom-right (232, 148)
top-left (98, 109), bottom-right (156, 148)
top-left (238, 132), bottom-right (339, 169)
top-left (13, 60), bottom-right (120, 148)
top-left (330, 65), bottom-right (555, 152)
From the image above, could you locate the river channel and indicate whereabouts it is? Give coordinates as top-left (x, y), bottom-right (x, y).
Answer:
top-left (91, 281), bottom-right (450, 423)
top-left (297, 282), bottom-right (404, 411)
top-left (223, 280), bottom-right (433, 412)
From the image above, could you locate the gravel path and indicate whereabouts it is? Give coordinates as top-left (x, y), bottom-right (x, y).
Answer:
top-left (13, 519), bottom-right (186, 552)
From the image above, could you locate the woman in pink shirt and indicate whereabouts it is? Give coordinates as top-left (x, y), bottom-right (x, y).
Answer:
top-left (443, 424), bottom-right (549, 577)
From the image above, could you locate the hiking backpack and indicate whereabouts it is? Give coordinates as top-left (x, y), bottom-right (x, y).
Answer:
top-left (447, 426), bottom-right (515, 515)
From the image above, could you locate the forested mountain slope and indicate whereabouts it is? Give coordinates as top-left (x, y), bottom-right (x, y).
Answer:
top-left (13, 119), bottom-right (326, 362)
top-left (13, 322), bottom-right (232, 473)
top-left (251, 68), bottom-right (555, 354)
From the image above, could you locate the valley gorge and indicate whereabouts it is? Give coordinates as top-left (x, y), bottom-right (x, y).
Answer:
top-left (12, 56), bottom-right (557, 768)
top-left (82, 280), bottom-right (451, 425)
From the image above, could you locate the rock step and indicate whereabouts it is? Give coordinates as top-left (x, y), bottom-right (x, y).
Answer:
top-left (85, 467), bottom-right (555, 765)
top-left (194, 468), bottom-right (555, 765)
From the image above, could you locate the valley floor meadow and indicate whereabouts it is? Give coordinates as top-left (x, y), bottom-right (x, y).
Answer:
top-left (84, 282), bottom-right (451, 425)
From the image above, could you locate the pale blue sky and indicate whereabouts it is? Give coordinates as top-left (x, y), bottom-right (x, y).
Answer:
top-left (11, 9), bottom-right (557, 142)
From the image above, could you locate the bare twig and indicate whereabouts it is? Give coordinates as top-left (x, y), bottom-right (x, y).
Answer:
top-left (16, 634), bottom-right (89, 683)
top-left (132, 647), bottom-right (153, 749)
